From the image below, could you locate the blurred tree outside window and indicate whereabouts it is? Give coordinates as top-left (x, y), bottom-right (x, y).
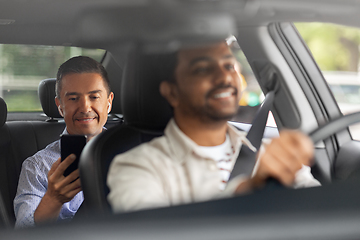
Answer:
top-left (296, 23), bottom-right (360, 140)
top-left (0, 44), bottom-right (105, 112)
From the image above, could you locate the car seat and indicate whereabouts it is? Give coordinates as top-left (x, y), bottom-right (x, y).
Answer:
top-left (0, 79), bottom-right (66, 228)
top-left (38, 78), bottom-right (63, 121)
top-left (0, 97), bottom-right (12, 229)
top-left (79, 50), bottom-right (173, 214)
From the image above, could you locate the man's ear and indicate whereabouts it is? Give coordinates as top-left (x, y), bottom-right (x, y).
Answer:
top-left (107, 92), bottom-right (114, 113)
top-left (159, 81), bottom-right (179, 108)
top-left (55, 97), bottom-right (64, 117)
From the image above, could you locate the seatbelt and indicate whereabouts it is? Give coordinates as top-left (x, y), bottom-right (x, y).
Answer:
top-left (229, 90), bottom-right (275, 180)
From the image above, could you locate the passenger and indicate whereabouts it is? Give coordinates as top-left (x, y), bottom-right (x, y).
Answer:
top-left (107, 41), bottom-right (320, 213)
top-left (14, 56), bottom-right (114, 228)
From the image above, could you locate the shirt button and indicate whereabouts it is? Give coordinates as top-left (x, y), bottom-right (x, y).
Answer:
top-left (209, 163), bottom-right (217, 171)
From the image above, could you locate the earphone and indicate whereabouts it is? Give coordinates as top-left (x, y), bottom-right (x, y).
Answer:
top-left (108, 103), bottom-right (111, 113)
top-left (58, 105), bottom-right (64, 116)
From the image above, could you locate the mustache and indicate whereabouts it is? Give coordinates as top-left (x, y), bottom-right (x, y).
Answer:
top-left (205, 84), bottom-right (238, 98)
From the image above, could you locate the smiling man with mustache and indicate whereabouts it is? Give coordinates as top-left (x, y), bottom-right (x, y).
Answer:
top-left (14, 56), bottom-right (114, 228)
top-left (107, 41), bottom-right (320, 213)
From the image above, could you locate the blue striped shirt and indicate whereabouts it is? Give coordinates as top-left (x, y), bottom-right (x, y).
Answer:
top-left (13, 129), bottom-right (84, 228)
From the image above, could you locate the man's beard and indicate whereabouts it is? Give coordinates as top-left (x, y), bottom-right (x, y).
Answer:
top-left (197, 103), bottom-right (239, 122)
top-left (188, 84), bottom-right (240, 123)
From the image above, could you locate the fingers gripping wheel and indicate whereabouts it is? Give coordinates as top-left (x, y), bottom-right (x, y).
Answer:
top-left (261, 111), bottom-right (360, 191)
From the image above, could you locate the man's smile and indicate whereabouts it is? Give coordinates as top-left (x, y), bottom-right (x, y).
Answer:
top-left (76, 117), bottom-right (96, 122)
top-left (74, 114), bottom-right (98, 123)
top-left (208, 87), bottom-right (238, 101)
top-left (213, 91), bottom-right (233, 99)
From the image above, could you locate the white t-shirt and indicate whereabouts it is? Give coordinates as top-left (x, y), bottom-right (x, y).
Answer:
top-left (198, 134), bottom-right (234, 190)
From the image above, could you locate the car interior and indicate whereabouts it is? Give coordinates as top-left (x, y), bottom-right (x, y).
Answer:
top-left (1, 0), bottom-right (360, 239)
top-left (0, 76), bottom-right (121, 227)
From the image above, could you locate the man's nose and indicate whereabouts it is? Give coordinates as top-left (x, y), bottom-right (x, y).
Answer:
top-left (79, 97), bottom-right (92, 113)
top-left (214, 65), bottom-right (233, 85)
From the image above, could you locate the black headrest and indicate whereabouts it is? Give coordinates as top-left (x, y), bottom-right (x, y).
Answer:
top-left (0, 97), bottom-right (7, 127)
top-left (38, 78), bottom-right (62, 119)
top-left (121, 50), bottom-right (173, 131)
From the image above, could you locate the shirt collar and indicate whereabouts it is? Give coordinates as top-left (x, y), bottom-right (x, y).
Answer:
top-left (61, 127), bottom-right (107, 137)
top-left (165, 119), bottom-right (196, 163)
top-left (165, 118), bottom-right (256, 164)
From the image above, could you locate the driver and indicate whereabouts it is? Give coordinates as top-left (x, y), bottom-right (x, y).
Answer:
top-left (107, 41), bottom-right (320, 213)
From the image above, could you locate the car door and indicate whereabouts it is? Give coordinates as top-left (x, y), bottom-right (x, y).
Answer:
top-left (238, 21), bottom-right (360, 184)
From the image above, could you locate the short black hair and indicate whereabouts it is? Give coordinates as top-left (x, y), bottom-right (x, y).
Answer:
top-left (55, 56), bottom-right (111, 99)
top-left (152, 40), bottom-right (237, 84)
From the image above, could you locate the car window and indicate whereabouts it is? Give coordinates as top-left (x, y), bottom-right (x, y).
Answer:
top-left (231, 46), bottom-right (276, 127)
top-left (0, 44), bottom-right (105, 112)
top-left (296, 23), bottom-right (360, 140)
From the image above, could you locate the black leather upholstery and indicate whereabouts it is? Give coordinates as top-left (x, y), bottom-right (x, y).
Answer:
top-left (79, 50), bottom-right (174, 213)
top-left (4, 121), bottom-right (65, 226)
top-left (38, 78), bottom-right (62, 119)
top-left (0, 98), bottom-right (6, 127)
top-left (0, 109), bottom-right (65, 228)
top-left (121, 50), bottom-right (173, 130)
top-left (79, 125), bottom-right (162, 214)
top-left (0, 79), bottom-right (66, 228)
top-left (0, 98), bottom-right (12, 229)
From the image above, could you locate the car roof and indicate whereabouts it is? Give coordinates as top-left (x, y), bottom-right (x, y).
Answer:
top-left (1, 0), bottom-right (360, 48)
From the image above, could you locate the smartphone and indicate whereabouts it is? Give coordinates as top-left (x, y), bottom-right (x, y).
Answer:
top-left (60, 134), bottom-right (87, 177)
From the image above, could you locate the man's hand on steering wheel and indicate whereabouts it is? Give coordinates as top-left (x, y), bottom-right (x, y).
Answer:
top-left (250, 130), bottom-right (314, 190)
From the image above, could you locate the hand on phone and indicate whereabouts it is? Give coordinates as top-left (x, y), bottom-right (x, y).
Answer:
top-left (35, 155), bottom-right (82, 224)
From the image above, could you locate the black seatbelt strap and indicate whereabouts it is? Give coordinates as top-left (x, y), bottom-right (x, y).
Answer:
top-left (229, 90), bottom-right (275, 180)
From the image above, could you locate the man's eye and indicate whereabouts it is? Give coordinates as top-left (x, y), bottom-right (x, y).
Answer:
top-left (193, 67), bottom-right (210, 74)
top-left (90, 96), bottom-right (99, 100)
top-left (69, 97), bottom-right (77, 101)
top-left (225, 64), bottom-right (235, 70)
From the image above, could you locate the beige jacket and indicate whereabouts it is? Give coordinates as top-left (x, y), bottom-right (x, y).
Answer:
top-left (107, 119), bottom-right (320, 213)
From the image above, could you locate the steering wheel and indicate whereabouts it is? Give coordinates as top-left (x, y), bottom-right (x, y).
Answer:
top-left (261, 111), bottom-right (360, 191)
top-left (309, 111), bottom-right (360, 143)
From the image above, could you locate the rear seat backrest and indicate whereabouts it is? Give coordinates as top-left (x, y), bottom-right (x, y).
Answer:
top-left (79, 50), bottom-right (173, 213)
top-left (38, 78), bottom-right (62, 121)
top-left (5, 121), bottom-right (65, 226)
top-left (0, 79), bottom-right (65, 228)
top-left (0, 97), bottom-right (12, 229)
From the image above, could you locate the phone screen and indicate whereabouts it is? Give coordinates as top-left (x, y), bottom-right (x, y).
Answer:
top-left (60, 135), bottom-right (87, 177)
